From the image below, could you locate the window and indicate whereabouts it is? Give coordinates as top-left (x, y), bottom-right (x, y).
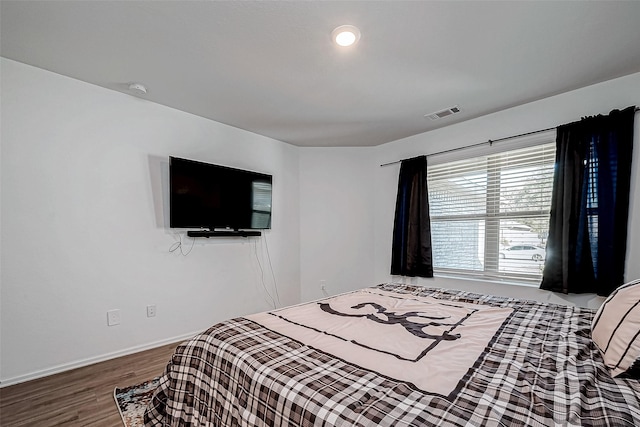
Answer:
top-left (427, 141), bottom-right (555, 283)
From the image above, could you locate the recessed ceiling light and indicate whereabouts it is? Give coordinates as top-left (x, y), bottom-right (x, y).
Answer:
top-left (332, 25), bottom-right (361, 47)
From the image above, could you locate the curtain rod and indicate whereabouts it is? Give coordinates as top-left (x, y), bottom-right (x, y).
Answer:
top-left (380, 106), bottom-right (640, 167)
top-left (379, 127), bottom-right (555, 167)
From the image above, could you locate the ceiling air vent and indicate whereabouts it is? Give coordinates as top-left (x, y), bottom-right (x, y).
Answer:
top-left (425, 105), bottom-right (461, 120)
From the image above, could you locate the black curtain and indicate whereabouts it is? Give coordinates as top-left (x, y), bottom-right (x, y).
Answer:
top-left (391, 155), bottom-right (433, 277)
top-left (541, 106), bottom-right (635, 296)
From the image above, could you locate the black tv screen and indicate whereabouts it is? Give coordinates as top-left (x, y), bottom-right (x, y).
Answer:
top-left (169, 157), bottom-right (272, 230)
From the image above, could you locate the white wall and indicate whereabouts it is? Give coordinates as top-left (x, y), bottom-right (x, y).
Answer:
top-left (299, 148), bottom-right (376, 301)
top-left (0, 58), bottom-right (300, 385)
top-left (374, 72), bottom-right (640, 308)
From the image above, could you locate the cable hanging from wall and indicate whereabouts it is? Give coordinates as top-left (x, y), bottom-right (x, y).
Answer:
top-left (169, 233), bottom-right (196, 256)
top-left (253, 234), bottom-right (281, 309)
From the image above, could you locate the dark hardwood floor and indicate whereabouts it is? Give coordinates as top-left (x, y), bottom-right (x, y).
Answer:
top-left (0, 342), bottom-right (179, 426)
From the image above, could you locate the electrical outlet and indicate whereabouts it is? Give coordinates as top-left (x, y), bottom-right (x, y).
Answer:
top-left (107, 309), bottom-right (121, 326)
top-left (320, 280), bottom-right (326, 291)
top-left (147, 305), bottom-right (156, 318)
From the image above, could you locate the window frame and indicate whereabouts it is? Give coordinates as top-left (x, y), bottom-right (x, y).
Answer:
top-left (426, 130), bottom-right (556, 285)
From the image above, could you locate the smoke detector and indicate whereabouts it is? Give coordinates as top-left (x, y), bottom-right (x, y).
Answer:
top-left (425, 105), bottom-right (461, 120)
top-left (128, 82), bottom-right (148, 95)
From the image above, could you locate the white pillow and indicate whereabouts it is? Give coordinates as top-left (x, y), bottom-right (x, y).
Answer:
top-left (591, 278), bottom-right (640, 378)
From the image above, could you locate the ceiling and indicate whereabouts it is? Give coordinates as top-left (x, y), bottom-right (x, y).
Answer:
top-left (2, 1), bottom-right (640, 147)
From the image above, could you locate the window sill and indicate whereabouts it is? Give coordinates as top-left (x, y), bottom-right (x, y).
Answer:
top-left (431, 271), bottom-right (540, 289)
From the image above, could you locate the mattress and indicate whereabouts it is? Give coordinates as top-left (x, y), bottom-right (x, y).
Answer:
top-left (145, 283), bottom-right (640, 426)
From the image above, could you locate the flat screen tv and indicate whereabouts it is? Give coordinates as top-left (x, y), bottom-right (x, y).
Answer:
top-left (169, 157), bottom-right (272, 230)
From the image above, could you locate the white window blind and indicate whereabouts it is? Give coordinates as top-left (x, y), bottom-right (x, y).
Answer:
top-left (427, 142), bottom-right (556, 283)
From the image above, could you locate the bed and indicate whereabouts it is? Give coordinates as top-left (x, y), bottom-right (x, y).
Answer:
top-left (144, 283), bottom-right (640, 426)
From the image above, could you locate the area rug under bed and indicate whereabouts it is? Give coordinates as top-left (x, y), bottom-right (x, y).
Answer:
top-left (114, 377), bottom-right (160, 427)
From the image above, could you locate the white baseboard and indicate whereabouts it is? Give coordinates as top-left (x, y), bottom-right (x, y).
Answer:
top-left (0, 331), bottom-right (200, 388)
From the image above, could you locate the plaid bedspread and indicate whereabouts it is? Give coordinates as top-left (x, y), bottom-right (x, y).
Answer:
top-left (145, 284), bottom-right (640, 426)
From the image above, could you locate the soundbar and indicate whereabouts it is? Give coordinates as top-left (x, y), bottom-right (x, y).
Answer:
top-left (186, 230), bottom-right (262, 238)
